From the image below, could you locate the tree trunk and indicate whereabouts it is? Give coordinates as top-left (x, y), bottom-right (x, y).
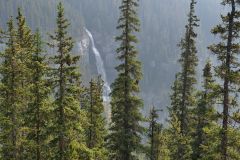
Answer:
top-left (221, 1), bottom-right (235, 159)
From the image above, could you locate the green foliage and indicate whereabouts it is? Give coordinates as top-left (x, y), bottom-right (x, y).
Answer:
top-left (15, 13), bottom-right (34, 157)
top-left (48, 2), bottom-right (89, 159)
top-left (208, 0), bottom-right (240, 159)
top-left (0, 17), bottom-right (23, 160)
top-left (167, 113), bottom-right (192, 160)
top-left (108, 0), bottom-right (145, 159)
top-left (84, 77), bottom-right (108, 160)
top-left (167, 0), bottom-right (199, 159)
top-left (177, 0), bottom-right (199, 134)
top-left (0, 1), bottom-right (239, 160)
top-left (146, 107), bottom-right (161, 160)
top-left (156, 128), bottom-right (170, 160)
top-left (0, 9), bottom-right (34, 158)
top-left (191, 61), bottom-right (219, 160)
top-left (146, 107), bottom-right (170, 160)
top-left (23, 30), bottom-right (53, 160)
top-left (168, 75), bottom-right (192, 160)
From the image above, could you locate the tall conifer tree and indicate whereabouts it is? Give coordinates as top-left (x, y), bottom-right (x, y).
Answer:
top-left (168, 75), bottom-right (192, 160)
top-left (0, 8), bottom-right (34, 158)
top-left (15, 9), bottom-right (35, 159)
top-left (168, 0), bottom-right (199, 159)
top-left (0, 17), bottom-right (22, 160)
top-left (178, 0), bottom-right (199, 135)
top-left (147, 107), bottom-right (163, 160)
top-left (108, 0), bottom-right (144, 159)
top-left (208, 0), bottom-right (240, 159)
top-left (48, 3), bottom-right (88, 159)
top-left (192, 61), bottom-right (217, 159)
top-left (85, 77), bottom-right (108, 159)
top-left (24, 30), bottom-right (52, 160)
top-left (147, 108), bottom-right (170, 160)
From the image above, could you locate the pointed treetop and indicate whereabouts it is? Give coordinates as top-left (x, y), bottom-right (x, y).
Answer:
top-left (203, 60), bottom-right (212, 78)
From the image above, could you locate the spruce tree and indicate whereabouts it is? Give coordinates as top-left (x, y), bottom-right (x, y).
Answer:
top-left (15, 8), bottom-right (34, 85)
top-left (24, 30), bottom-right (52, 160)
top-left (1, 18), bottom-right (29, 159)
top-left (147, 107), bottom-right (161, 160)
top-left (108, 0), bottom-right (144, 159)
top-left (192, 61), bottom-right (217, 159)
top-left (168, 75), bottom-right (192, 160)
top-left (168, 0), bottom-right (199, 159)
top-left (178, 0), bottom-right (199, 135)
top-left (168, 74), bottom-right (182, 121)
top-left (147, 107), bottom-right (170, 160)
top-left (0, 17), bottom-right (20, 160)
top-left (15, 9), bottom-right (36, 159)
top-left (16, 8), bottom-right (33, 52)
top-left (156, 128), bottom-right (170, 160)
top-left (48, 2), bottom-right (88, 159)
top-left (85, 77), bottom-right (108, 159)
top-left (208, 0), bottom-right (240, 159)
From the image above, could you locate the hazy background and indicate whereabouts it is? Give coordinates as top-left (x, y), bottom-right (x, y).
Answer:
top-left (0, 0), bottom-right (222, 120)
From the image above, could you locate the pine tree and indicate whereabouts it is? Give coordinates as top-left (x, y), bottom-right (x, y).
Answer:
top-left (15, 9), bottom-right (36, 159)
top-left (0, 17), bottom-right (20, 160)
top-left (168, 0), bottom-right (199, 159)
top-left (85, 77), bottom-right (108, 159)
top-left (208, 1), bottom-right (240, 159)
top-left (0, 8), bottom-right (35, 158)
top-left (15, 8), bottom-right (34, 84)
top-left (168, 74), bottom-right (182, 121)
top-left (16, 8), bottom-right (33, 52)
top-left (147, 106), bottom-right (161, 160)
top-left (192, 61), bottom-right (218, 159)
top-left (178, 0), bottom-right (199, 135)
top-left (48, 2), bottom-right (88, 159)
top-left (0, 15), bottom-right (33, 159)
top-left (108, 0), bottom-right (144, 159)
top-left (147, 107), bottom-right (170, 160)
top-left (156, 127), bottom-right (170, 160)
top-left (168, 75), bottom-right (192, 160)
top-left (23, 30), bottom-right (53, 160)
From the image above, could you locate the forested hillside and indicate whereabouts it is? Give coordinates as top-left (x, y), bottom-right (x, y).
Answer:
top-left (0, 0), bottom-right (239, 159)
top-left (0, 0), bottom-right (84, 37)
top-left (0, 0), bottom-right (222, 117)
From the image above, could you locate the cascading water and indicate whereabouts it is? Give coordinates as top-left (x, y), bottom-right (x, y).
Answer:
top-left (85, 28), bottom-right (111, 120)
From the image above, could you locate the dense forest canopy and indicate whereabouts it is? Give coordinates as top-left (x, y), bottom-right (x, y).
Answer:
top-left (0, 0), bottom-right (239, 160)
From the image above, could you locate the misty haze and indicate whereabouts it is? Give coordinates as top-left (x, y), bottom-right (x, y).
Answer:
top-left (0, 0), bottom-right (239, 160)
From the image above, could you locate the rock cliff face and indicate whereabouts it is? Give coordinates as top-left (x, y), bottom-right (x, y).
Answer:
top-left (0, 0), bottom-right (221, 119)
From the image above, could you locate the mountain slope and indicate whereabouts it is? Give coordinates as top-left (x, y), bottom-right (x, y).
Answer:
top-left (0, 0), bottom-right (222, 119)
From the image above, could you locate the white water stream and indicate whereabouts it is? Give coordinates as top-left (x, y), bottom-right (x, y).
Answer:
top-left (85, 28), bottom-right (111, 119)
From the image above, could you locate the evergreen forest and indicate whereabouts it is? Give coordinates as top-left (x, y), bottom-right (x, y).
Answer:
top-left (0, 0), bottom-right (239, 160)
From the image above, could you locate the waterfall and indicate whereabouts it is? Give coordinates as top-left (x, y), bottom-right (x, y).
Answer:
top-left (85, 28), bottom-right (111, 112)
